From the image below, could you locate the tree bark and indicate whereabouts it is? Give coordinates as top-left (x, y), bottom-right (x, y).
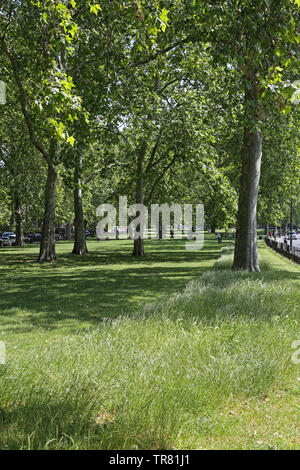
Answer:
top-left (133, 238), bottom-right (145, 256)
top-left (158, 218), bottom-right (163, 239)
top-left (1, 41), bottom-right (58, 262)
top-left (233, 125), bottom-right (262, 271)
top-left (38, 159), bottom-right (57, 262)
top-left (132, 141), bottom-right (147, 256)
top-left (66, 223), bottom-right (72, 240)
top-left (233, 69), bottom-right (264, 272)
top-left (72, 154), bottom-right (88, 255)
top-left (14, 194), bottom-right (24, 247)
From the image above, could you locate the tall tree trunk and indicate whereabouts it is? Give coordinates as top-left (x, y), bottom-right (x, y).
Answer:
top-left (2, 43), bottom-right (58, 262)
top-left (233, 125), bottom-right (262, 271)
top-left (14, 194), bottom-right (24, 247)
top-left (2, 39), bottom-right (58, 260)
top-left (133, 238), bottom-right (144, 256)
top-left (38, 159), bottom-right (57, 262)
top-left (72, 154), bottom-right (88, 255)
top-left (158, 216), bottom-right (163, 239)
top-left (132, 141), bottom-right (147, 256)
top-left (66, 223), bottom-right (72, 240)
top-left (233, 72), bottom-right (263, 272)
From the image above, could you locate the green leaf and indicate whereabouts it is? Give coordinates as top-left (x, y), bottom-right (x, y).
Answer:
top-left (67, 136), bottom-right (75, 147)
top-left (90, 3), bottom-right (102, 15)
top-left (159, 8), bottom-right (169, 32)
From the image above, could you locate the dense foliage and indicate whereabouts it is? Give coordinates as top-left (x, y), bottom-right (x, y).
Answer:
top-left (0, 0), bottom-right (299, 268)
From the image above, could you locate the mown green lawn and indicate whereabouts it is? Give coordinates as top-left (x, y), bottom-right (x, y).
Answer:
top-left (0, 237), bottom-right (221, 333)
top-left (0, 236), bottom-right (299, 449)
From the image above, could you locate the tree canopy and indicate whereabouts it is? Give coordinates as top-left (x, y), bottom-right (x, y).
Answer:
top-left (0, 0), bottom-right (299, 269)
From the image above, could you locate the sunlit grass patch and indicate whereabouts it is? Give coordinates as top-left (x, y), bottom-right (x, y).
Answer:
top-left (0, 239), bottom-right (299, 449)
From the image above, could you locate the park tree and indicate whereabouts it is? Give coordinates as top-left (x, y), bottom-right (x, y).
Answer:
top-left (0, 0), bottom-right (84, 261)
top-left (258, 105), bottom-right (300, 229)
top-left (162, 0), bottom-right (299, 270)
top-left (205, 0), bottom-right (300, 270)
top-left (97, 35), bottom-right (243, 254)
top-left (1, 0), bottom-right (298, 268)
top-left (48, 0), bottom-right (170, 255)
top-left (98, 72), bottom-right (199, 255)
top-left (0, 90), bottom-right (45, 245)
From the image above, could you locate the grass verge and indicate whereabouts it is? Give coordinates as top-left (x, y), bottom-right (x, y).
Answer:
top-left (0, 239), bottom-right (299, 449)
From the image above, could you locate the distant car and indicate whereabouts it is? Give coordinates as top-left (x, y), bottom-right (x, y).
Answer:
top-left (1, 234), bottom-right (16, 246)
top-left (85, 230), bottom-right (90, 237)
top-left (2, 231), bottom-right (15, 238)
top-left (289, 232), bottom-right (297, 240)
top-left (23, 235), bottom-right (31, 243)
top-left (55, 233), bottom-right (61, 241)
top-left (34, 233), bottom-right (41, 241)
top-left (25, 233), bottom-right (36, 243)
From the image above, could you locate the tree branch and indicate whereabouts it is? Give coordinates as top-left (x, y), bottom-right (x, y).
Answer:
top-left (0, 7), bottom-right (12, 41)
top-left (145, 153), bottom-right (183, 204)
top-left (1, 39), bottom-right (50, 163)
top-left (145, 129), bottom-right (163, 173)
top-left (132, 37), bottom-right (191, 67)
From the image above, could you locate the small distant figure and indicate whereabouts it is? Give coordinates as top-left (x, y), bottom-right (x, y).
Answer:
top-left (284, 236), bottom-right (288, 244)
top-left (217, 233), bottom-right (222, 243)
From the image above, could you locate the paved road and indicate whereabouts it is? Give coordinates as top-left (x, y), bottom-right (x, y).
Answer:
top-left (277, 236), bottom-right (300, 249)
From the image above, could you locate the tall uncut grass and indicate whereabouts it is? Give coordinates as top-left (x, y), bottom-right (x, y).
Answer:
top-left (0, 243), bottom-right (299, 449)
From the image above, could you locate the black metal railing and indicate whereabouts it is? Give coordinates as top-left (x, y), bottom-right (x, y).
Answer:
top-left (265, 237), bottom-right (300, 264)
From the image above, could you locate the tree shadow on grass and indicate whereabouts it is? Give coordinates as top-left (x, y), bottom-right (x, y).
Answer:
top-left (2, 238), bottom-right (298, 332)
top-left (0, 239), bottom-right (222, 332)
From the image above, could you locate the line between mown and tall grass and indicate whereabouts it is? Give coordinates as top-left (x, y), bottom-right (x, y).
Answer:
top-left (0, 239), bottom-right (299, 450)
